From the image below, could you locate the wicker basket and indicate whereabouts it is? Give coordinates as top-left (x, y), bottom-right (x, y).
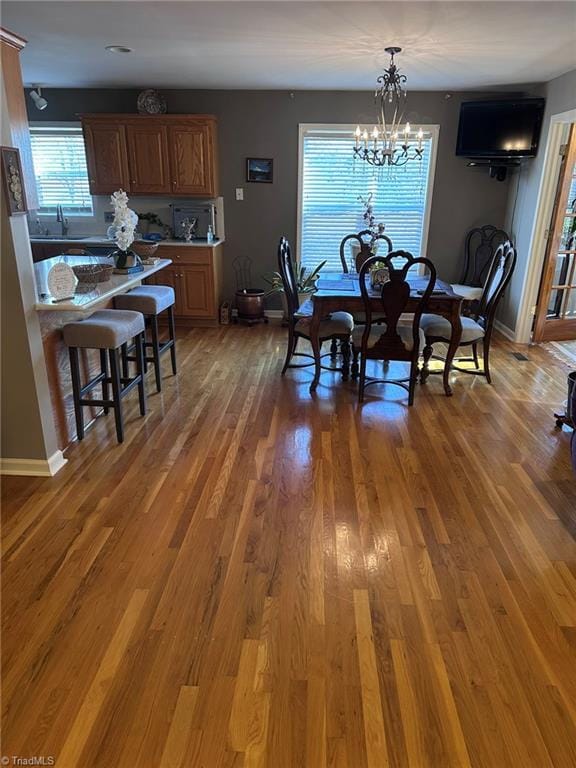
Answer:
top-left (131, 241), bottom-right (159, 260)
top-left (72, 263), bottom-right (114, 283)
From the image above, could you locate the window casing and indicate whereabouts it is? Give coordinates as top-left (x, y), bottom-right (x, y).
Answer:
top-left (30, 125), bottom-right (93, 215)
top-left (298, 124), bottom-right (439, 272)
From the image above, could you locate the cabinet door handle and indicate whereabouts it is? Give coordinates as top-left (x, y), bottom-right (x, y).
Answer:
top-left (172, 180), bottom-right (177, 185)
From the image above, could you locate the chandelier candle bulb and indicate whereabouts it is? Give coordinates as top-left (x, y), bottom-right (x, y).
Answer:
top-left (355, 126), bottom-right (361, 148)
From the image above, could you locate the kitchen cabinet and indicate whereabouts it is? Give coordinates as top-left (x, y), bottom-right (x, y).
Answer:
top-left (147, 245), bottom-right (223, 325)
top-left (83, 121), bottom-right (130, 195)
top-left (81, 115), bottom-right (218, 197)
top-left (126, 123), bottom-right (171, 194)
top-left (168, 124), bottom-right (217, 196)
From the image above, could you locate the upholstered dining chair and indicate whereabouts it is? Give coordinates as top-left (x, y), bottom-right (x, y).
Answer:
top-left (352, 251), bottom-right (436, 405)
top-left (452, 224), bottom-right (510, 302)
top-left (278, 237), bottom-right (354, 381)
top-left (421, 240), bottom-right (517, 385)
top-left (339, 230), bottom-right (393, 274)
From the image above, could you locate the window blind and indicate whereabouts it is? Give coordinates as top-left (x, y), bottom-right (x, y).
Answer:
top-left (300, 128), bottom-right (435, 272)
top-left (30, 126), bottom-right (93, 214)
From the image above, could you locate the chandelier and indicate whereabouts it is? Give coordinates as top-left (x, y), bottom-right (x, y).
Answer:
top-left (354, 47), bottom-right (424, 168)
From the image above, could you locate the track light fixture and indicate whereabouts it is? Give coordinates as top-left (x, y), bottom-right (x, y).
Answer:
top-left (29, 87), bottom-right (48, 111)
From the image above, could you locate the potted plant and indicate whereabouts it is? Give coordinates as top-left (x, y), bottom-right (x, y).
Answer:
top-left (263, 254), bottom-right (326, 318)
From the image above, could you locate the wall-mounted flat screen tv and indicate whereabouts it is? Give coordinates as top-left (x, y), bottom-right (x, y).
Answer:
top-left (456, 98), bottom-right (545, 159)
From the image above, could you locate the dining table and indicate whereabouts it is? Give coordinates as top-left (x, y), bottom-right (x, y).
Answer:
top-left (302, 273), bottom-right (464, 395)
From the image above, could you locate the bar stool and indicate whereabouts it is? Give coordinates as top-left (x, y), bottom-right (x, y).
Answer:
top-left (63, 309), bottom-right (147, 444)
top-left (113, 285), bottom-right (177, 392)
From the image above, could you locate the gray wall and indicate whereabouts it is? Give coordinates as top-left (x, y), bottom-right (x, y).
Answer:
top-left (501, 68), bottom-right (576, 334)
top-left (30, 87), bottom-right (515, 299)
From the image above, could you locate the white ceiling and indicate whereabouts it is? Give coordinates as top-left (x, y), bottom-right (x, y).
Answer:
top-left (3, 1), bottom-right (576, 91)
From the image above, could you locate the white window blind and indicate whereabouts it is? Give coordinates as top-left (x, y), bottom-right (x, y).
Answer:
top-left (30, 126), bottom-right (93, 214)
top-left (299, 126), bottom-right (436, 271)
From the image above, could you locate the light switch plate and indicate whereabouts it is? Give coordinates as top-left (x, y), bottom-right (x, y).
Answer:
top-left (235, 188), bottom-right (244, 201)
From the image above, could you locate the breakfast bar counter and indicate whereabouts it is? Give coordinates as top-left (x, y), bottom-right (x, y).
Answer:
top-left (34, 255), bottom-right (172, 311)
top-left (35, 254), bottom-right (173, 450)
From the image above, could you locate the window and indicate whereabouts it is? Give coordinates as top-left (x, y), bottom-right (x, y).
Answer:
top-left (298, 124), bottom-right (438, 271)
top-left (30, 125), bottom-right (93, 215)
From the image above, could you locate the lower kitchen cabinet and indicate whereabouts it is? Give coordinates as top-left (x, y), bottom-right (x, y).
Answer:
top-left (148, 245), bottom-right (223, 325)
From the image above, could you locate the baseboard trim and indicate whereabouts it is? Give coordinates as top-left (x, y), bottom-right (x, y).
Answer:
top-left (494, 320), bottom-right (517, 342)
top-left (0, 450), bottom-right (67, 477)
top-left (230, 309), bottom-right (284, 320)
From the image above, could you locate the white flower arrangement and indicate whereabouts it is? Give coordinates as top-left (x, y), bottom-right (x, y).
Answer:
top-left (108, 189), bottom-right (138, 252)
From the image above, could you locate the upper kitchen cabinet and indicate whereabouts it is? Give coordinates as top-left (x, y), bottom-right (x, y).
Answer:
top-left (80, 115), bottom-right (218, 197)
top-left (83, 120), bottom-right (130, 195)
top-left (126, 123), bottom-right (171, 194)
top-left (168, 121), bottom-right (218, 196)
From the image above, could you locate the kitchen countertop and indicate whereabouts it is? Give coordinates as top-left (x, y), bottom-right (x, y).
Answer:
top-left (30, 236), bottom-right (225, 248)
top-left (34, 255), bottom-right (172, 312)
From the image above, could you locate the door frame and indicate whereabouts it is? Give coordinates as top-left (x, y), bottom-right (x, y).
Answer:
top-left (515, 108), bottom-right (576, 343)
top-left (533, 124), bottom-right (576, 340)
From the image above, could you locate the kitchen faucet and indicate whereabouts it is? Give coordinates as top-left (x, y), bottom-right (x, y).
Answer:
top-left (56, 204), bottom-right (69, 238)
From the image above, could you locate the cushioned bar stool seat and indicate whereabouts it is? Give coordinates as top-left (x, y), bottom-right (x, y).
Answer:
top-left (114, 285), bottom-right (177, 392)
top-left (112, 285), bottom-right (175, 315)
top-left (62, 310), bottom-right (146, 350)
top-left (63, 309), bottom-right (147, 444)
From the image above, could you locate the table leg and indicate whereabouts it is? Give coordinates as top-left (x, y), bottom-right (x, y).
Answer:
top-left (443, 305), bottom-right (462, 397)
top-left (309, 305), bottom-right (322, 393)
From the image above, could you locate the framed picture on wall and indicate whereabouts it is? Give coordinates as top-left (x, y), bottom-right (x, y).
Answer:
top-left (1, 146), bottom-right (27, 215)
top-left (246, 157), bottom-right (273, 183)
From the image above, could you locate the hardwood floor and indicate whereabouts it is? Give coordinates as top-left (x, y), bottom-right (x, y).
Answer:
top-left (2, 325), bottom-right (576, 768)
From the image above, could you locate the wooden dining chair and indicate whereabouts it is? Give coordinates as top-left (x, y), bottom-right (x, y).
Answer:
top-left (278, 237), bottom-right (354, 381)
top-left (352, 251), bottom-right (436, 405)
top-left (452, 225), bottom-right (509, 303)
top-left (339, 230), bottom-right (393, 274)
top-left (421, 240), bottom-right (517, 385)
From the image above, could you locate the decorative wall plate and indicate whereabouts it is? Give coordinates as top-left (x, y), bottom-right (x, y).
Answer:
top-left (1, 146), bottom-right (27, 214)
top-left (136, 89), bottom-right (167, 115)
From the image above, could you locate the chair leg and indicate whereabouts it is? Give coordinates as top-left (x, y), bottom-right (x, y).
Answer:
top-left (150, 315), bottom-right (162, 392)
top-left (167, 305), bottom-right (177, 375)
top-left (472, 342), bottom-right (480, 369)
top-left (281, 326), bottom-right (297, 375)
top-left (341, 338), bottom-right (350, 380)
top-left (121, 343), bottom-right (129, 380)
top-left (135, 333), bottom-right (147, 417)
top-left (408, 360), bottom-right (417, 406)
top-left (483, 335), bottom-right (492, 384)
top-left (109, 348), bottom-right (124, 443)
top-left (358, 355), bottom-right (367, 403)
top-left (69, 347), bottom-right (84, 441)
top-left (421, 343), bottom-right (433, 383)
top-left (330, 338), bottom-right (338, 360)
top-left (100, 349), bottom-right (109, 415)
top-left (351, 346), bottom-right (359, 380)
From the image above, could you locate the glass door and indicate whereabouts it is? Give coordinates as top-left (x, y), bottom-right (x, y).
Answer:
top-left (533, 125), bottom-right (576, 342)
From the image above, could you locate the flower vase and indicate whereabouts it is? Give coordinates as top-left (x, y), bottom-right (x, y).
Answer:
top-left (112, 248), bottom-right (144, 274)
